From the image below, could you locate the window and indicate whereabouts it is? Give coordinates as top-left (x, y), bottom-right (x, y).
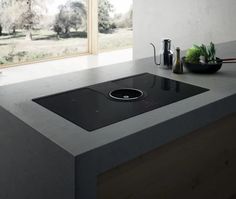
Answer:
top-left (0, 0), bottom-right (132, 68)
top-left (98, 0), bottom-right (133, 52)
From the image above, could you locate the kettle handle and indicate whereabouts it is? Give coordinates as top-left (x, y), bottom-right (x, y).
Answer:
top-left (150, 43), bottom-right (160, 65)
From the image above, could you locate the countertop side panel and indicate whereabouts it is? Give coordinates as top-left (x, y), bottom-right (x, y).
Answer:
top-left (0, 106), bottom-right (75, 199)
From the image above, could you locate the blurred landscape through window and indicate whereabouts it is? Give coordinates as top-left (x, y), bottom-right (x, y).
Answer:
top-left (98, 0), bottom-right (133, 51)
top-left (0, 0), bottom-right (88, 66)
top-left (0, 0), bottom-right (133, 67)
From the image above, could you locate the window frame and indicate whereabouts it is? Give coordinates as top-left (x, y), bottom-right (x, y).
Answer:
top-left (88, 0), bottom-right (98, 54)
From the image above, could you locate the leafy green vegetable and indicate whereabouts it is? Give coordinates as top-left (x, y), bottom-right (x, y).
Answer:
top-left (208, 42), bottom-right (216, 62)
top-left (185, 47), bottom-right (201, 63)
top-left (186, 42), bottom-right (216, 63)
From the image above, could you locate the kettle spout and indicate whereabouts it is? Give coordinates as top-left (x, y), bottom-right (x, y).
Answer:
top-left (150, 43), bottom-right (160, 65)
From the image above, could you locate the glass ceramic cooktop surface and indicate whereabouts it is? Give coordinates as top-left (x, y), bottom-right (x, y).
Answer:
top-left (33, 73), bottom-right (209, 131)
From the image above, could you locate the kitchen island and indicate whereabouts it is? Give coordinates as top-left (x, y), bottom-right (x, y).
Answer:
top-left (0, 41), bottom-right (236, 199)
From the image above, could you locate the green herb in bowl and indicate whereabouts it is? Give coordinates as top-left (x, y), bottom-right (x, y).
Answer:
top-left (183, 42), bottom-right (222, 74)
top-left (186, 42), bottom-right (216, 64)
top-left (185, 47), bottom-right (201, 63)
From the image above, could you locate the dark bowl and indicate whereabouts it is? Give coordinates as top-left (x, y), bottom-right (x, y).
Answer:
top-left (182, 57), bottom-right (222, 74)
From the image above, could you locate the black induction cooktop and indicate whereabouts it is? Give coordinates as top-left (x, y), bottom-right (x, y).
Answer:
top-left (33, 73), bottom-right (209, 131)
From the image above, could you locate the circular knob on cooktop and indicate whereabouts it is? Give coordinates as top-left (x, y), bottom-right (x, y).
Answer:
top-left (109, 88), bottom-right (144, 101)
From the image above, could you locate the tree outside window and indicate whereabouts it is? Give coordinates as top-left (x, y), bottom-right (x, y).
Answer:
top-left (98, 0), bottom-right (133, 51)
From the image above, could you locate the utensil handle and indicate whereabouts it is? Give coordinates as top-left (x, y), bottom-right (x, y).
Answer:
top-left (221, 58), bottom-right (236, 61)
top-left (222, 61), bottom-right (236, 64)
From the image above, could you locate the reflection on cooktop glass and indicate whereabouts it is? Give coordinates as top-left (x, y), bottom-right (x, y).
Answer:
top-left (33, 73), bottom-right (209, 131)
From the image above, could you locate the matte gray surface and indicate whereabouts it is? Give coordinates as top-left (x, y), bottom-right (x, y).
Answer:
top-left (0, 41), bottom-right (236, 199)
top-left (133, 0), bottom-right (236, 60)
top-left (0, 106), bottom-right (75, 199)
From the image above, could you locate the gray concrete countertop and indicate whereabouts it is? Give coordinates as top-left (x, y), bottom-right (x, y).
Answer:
top-left (0, 41), bottom-right (236, 158)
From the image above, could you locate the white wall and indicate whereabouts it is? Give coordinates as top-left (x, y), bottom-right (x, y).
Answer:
top-left (133, 0), bottom-right (236, 59)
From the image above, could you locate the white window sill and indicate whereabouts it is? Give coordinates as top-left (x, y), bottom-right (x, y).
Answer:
top-left (0, 48), bottom-right (133, 87)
